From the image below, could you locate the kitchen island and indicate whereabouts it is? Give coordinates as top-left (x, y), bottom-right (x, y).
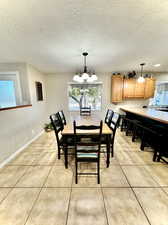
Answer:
top-left (120, 107), bottom-right (168, 125)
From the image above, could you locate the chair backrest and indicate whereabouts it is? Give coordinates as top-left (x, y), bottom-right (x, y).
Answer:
top-left (73, 120), bottom-right (103, 154)
top-left (58, 110), bottom-right (66, 126)
top-left (105, 109), bottom-right (114, 126)
top-left (80, 106), bottom-right (91, 116)
top-left (109, 112), bottom-right (120, 132)
top-left (50, 113), bottom-right (63, 146)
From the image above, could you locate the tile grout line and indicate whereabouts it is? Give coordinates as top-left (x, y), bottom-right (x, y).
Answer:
top-left (0, 188), bottom-right (13, 205)
top-left (161, 187), bottom-right (168, 196)
top-left (0, 185), bottom-right (167, 189)
top-left (12, 166), bottom-right (31, 188)
top-left (65, 170), bottom-right (73, 225)
top-left (23, 163), bottom-right (53, 225)
top-left (100, 185), bottom-right (110, 225)
top-left (119, 163), bottom-right (152, 225)
top-left (119, 164), bottom-right (163, 188)
top-left (141, 167), bottom-right (164, 187)
top-left (41, 164), bottom-right (54, 188)
top-left (23, 187), bottom-right (43, 225)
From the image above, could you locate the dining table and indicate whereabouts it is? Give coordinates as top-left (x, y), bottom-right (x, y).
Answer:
top-left (61, 114), bottom-right (112, 168)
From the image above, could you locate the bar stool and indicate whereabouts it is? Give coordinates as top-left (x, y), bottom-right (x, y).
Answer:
top-left (135, 123), bottom-right (168, 163)
top-left (120, 115), bottom-right (126, 132)
top-left (122, 117), bottom-right (141, 139)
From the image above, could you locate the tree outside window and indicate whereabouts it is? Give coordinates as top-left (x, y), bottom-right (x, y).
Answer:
top-left (68, 83), bottom-right (102, 111)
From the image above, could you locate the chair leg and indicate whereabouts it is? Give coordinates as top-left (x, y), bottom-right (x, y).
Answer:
top-left (140, 131), bottom-right (145, 151)
top-left (140, 141), bottom-right (145, 151)
top-left (132, 126), bottom-right (137, 142)
top-left (121, 120), bottom-right (124, 132)
top-left (75, 161), bottom-right (78, 184)
top-left (58, 147), bottom-right (61, 159)
top-left (157, 153), bottom-right (161, 162)
top-left (111, 142), bottom-right (114, 157)
top-left (153, 149), bottom-right (157, 162)
top-left (125, 123), bottom-right (131, 136)
top-left (64, 146), bottom-right (68, 169)
top-left (97, 161), bottom-right (100, 184)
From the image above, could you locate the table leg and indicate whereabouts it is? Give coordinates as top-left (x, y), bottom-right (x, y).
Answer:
top-left (106, 134), bottom-right (110, 168)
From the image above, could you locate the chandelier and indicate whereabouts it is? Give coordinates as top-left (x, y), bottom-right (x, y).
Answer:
top-left (137, 63), bottom-right (145, 83)
top-left (73, 52), bottom-right (98, 83)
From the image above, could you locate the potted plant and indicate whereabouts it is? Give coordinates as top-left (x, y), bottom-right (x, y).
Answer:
top-left (44, 122), bottom-right (54, 132)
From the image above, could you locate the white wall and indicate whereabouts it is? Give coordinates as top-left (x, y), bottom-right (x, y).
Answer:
top-left (45, 72), bottom-right (150, 120)
top-left (0, 64), bottom-right (47, 164)
top-left (154, 72), bottom-right (168, 82)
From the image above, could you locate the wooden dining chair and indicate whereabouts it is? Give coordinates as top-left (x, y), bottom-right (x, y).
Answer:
top-left (105, 109), bottom-right (114, 127)
top-left (109, 112), bottom-right (121, 157)
top-left (50, 113), bottom-right (74, 167)
top-left (73, 120), bottom-right (103, 184)
top-left (80, 106), bottom-right (91, 116)
top-left (58, 110), bottom-right (67, 126)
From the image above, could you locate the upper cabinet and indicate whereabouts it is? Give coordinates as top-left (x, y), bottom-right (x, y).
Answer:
top-left (134, 79), bottom-right (145, 98)
top-left (123, 78), bottom-right (145, 98)
top-left (111, 75), bottom-right (123, 103)
top-left (123, 78), bottom-right (135, 98)
top-left (111, 76), bottom-right (155, 103)
top-left (144, 78), bottom-right (155, 99)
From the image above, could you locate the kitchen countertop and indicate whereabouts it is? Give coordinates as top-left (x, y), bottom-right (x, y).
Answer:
top-left (120, 107), bottom-right (168, 124)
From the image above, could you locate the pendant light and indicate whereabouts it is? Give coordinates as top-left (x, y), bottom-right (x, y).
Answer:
top-left (73, 52), bottom-right (98, 83)
top-left (137, 63), bottom-right (145, 83)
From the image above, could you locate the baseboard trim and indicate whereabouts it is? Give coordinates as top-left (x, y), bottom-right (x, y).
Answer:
top-left (0, 130), bottom-right (44, 169)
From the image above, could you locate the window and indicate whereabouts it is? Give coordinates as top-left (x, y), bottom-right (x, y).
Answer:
top-left (0, 72), bottom-right (22, 108)
top-left (68, 83), bottom-right (102, 111)
top-left (150, 82), bottom-right (168, 106)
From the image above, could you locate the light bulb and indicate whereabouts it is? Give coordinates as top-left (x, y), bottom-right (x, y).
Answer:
top-left (82, 73), bottom-right (89, 80)
top-left (87, 76), bottom-right (94, 82)
top-left (73, 75), bottom-right (79, 82)
top-left (78, 76), bottom-right (84, 83)
top-left (92, 74), bottom-right (97, 81)
top-left (137, 76), bottom-right (145, 83)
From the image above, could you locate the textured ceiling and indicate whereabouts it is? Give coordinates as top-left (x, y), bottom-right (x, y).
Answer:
top-left (0, 0), bottom-right (168, 73)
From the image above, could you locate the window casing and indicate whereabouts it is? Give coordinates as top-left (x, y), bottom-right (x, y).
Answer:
top-left (0, 72), bottom-right (22, 108)
top-left (149, 81), bottom-right (168, 106)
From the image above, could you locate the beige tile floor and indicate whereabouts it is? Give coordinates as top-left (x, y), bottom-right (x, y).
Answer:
top-left (0, 130), bottom-right (168, 225)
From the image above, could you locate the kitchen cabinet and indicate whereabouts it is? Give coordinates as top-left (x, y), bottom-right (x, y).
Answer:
top-left (111, 76), bottom-right (155, 103)
top-left (134, 80), bottom-right (145, 98)
top-left (123, 78), bottom-right (135, 98)
top-left (111, 75), bottom-right (123, 103)
top-left (144, 78), bottom-right (155, 99)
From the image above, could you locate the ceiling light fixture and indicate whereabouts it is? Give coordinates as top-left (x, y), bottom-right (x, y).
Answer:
top-left (153, 64), bottom-right (161, 67)
top-left (137, 63), bottom-right (145, 83)
top-left (73, 52), bottom-right (97, 83)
